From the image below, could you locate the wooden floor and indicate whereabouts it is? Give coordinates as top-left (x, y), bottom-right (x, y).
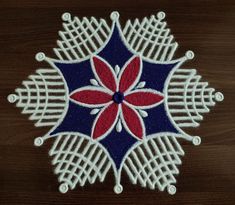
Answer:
top-left (0, 0), bottom-right (235, 204)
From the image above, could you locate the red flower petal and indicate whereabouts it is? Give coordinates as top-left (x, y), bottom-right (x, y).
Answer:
top-left (92, 56), bottom-right (117, 92)
top-left (70, 87), bottom-right (112, 107)
top-left (119, 56), bottom-right (141, 93)
top-left (121, 103), bottom-right (145, 140)
top-left (92, 103), bottom-right (119, 140)
top-left (125, 89), bottom-right (164, 109)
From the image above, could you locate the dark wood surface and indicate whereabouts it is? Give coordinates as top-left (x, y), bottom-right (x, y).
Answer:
top-left (0, 0), bottom-right (235, 204)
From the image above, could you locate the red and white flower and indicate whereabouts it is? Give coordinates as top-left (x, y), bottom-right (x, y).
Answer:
top-left (70, 55), bottom-right (164, 141)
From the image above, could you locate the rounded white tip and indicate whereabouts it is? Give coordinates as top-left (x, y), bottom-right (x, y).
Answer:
top-left (167, 185), bottom-right (176, 195)
top-left (113, 184), bottom-right (123, 194)
top-left (62, 12), bottom-right (71, 21)
top-left (192, 136), bottom-right (201, 146)
top-left (185, 50), bottom-right (195, 60)
top-left (35, 52), bottom-right (46, 62)
top-left (215, 92), bottom-right (224, 102)
top-left (7, 94), bottom-right (18, 103)
top-left (59, 183), bottom-right (69, 194)
top-left (157, 11), bottom-right (166, 20)
top-left (34, 137), bottom-right (44, 147)
top-left (110, 11), bottom-right (120, 21)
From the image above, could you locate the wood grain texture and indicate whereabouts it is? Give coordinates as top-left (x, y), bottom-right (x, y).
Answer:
top-left (0, 0), bottom-right (235, 204)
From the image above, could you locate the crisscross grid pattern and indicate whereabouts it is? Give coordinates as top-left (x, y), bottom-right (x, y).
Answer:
top-left (123, 134), bottom-right (184, 191)
top-left (54, 16), bottom-right (111, 61)
top-left (122, 15), bottom-right (178, 62)
top-left (167, 68), bottom-right (217, 128)
top-left (14, 68), bottom-right (67, 127)
top-left (49, 133), bottom-right (112, 189)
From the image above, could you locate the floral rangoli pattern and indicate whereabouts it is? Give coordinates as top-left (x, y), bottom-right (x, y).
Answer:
top-left (7, 11), bottom-right (224, 195)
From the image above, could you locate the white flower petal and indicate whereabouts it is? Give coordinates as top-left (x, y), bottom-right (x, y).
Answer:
top-left (116, 119), bottom-right (122, 132)
top-left (136, 81), bottom-right (146, 89)
top-left (90, 108), bottom-right (100, 115)
top-left (90, 79), bottom-right (99, 86)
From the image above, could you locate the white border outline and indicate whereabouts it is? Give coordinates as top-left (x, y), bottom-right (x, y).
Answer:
top-left (120, 101), bottom-right (146, 141)
top-left (117, 55), bottom-right (143, 93)
top-left (124, 88), bottom-right (164, 110)
top-left (90, 55), bottom-right (118, 92)
top-left (91, 102), bottom-right (121, 141)
top-left (69, 86), bottom-right (113, 108)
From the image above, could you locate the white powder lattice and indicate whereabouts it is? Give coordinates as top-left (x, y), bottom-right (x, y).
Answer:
top-left (123, 134), bottom-right (184, 194)
top-left (9, 68), bottom-right (67, 127)
top-left (167, 68), bottom-right (223, 128)
top-left (7, 11), bottom-right (224, 195)
top-left (122, 12), bottom-right (178, 62)
top-left (54, 13), bottom-right (111, 61)
top-left (49, 133), bottom-right (112, 192)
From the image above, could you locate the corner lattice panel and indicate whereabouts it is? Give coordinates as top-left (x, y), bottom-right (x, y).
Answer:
top-left (8, 68), bottom-right (67, 127)
top-left (49, 133), bottom-right (112, 192)
top-left (54, 14), bottom-right (111, 61)
top-left (122, 13), bottom-right (178, 62)
top-left (167, 68), bottom-right (224, 128)
top-left (123, 134), bottom-right (184, 194)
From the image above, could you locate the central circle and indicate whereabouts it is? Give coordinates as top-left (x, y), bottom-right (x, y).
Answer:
top-left (112, 92), bottom-right (124, 104)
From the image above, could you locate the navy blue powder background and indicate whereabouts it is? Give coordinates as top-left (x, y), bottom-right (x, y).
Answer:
top-left (52, 25), bottom-right (179, 169)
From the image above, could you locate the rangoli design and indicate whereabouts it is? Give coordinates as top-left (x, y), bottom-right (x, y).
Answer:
top-left (8, 11), bottom-right (224, 195)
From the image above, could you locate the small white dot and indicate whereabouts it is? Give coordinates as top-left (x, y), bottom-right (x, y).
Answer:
top-left (115, 65), bottom-right (120, 75)
top-left (110, 11), bottom-right (120, 21)
top-left (113, 184), bottom-right (123, 194)
top-left (215, 92), bottom-right (224, 102)
top-left (7, 94), bottom-right (18, 103)
top-left (34, 137), bottom-right (44, 147)
top-left (157, 11), bottom-right (166, 20)
top-left (167, 185), bottom-right (176, 195)
top-left (35, 52), bottom-right (45, 62)
top-left (62, 12), bottom-right (71, 21)
top-left (192, 136), bottom-right (201, 146)
top-left (59, 183), bottom-right (69, 194)
top-left (186, 50), bottom-right (195, 60)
